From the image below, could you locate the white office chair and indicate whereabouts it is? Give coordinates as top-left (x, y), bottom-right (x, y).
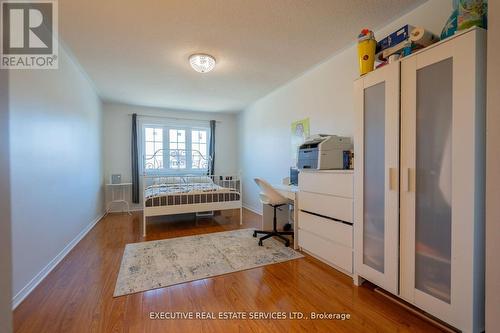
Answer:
top-left (253, 178), bottom-right (294, 247)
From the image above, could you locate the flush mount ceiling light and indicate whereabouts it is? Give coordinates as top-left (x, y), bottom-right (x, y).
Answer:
top-left (189, 53), bottom-right (216, 73)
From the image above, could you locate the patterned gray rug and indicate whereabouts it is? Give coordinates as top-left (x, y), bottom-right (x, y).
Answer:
top-left (114, 228), bottom-right (303, 297)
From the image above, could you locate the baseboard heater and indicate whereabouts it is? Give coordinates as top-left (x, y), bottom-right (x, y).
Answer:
top-left (196, 211), bottom-right (214, 217)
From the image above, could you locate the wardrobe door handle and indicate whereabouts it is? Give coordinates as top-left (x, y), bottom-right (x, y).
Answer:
top-left (388, 168), bottom-right (397, 191)
top-left (406, 168), bottom-right (415, 192)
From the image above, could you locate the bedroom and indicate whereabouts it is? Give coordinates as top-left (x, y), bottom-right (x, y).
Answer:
top-left (1, 0), bottom-right (499, 332)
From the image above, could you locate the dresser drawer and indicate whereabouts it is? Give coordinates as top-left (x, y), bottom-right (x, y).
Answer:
top-left (299, 229), bottom-right (353, 274)
top-left (299, 191), bottom-right (353, 223)
top-left (299, 211), bottom-right (352, 247)
top-left (299, 172), bottom-right (353, 197)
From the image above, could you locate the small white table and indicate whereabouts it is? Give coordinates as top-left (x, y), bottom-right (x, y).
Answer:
top-left (105, 183), bottom-right (132, 216)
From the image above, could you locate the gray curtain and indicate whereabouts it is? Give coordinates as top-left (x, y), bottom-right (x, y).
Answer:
top-left (131, 113), bottom-right (140, 203)
top-left (208, 120), bottom-right (216, 175)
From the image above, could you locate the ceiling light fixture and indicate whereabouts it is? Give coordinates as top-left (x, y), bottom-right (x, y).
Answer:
top-left (189, 53), bottom-right (216, 73)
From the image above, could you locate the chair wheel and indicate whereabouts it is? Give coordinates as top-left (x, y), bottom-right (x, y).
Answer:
top-left (258, 240), bottom-right (263, 246)
top-left (285, 240), bottom-right (290, 247)
top-left (253, 231), bottom-right (257, 237)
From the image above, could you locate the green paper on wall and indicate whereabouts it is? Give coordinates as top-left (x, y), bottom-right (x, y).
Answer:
top-left (291, 118), bottom-right (310, 166)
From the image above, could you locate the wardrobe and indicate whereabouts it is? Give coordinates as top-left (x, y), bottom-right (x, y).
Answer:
top-left (353, 27), bottom-right (486, 333)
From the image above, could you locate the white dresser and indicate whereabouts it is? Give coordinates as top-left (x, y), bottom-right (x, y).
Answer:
top-left (298, 170), bottom-right (354, 276)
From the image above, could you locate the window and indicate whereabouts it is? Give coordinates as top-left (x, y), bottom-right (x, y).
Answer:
top-left (142, 124), bottom-right (209, 173)
top-left (169, 129), bottom-right (186, 169)
top-left (144, 127), bottom-right (163, 169)
top-left (191, 130), bottom-right (208, 169)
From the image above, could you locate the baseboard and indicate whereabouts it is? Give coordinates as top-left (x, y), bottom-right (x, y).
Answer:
top-left (12, 211), bottom-right (105, 309)
top-left (106, 207), bottom-right (143, 213)
top-left (243, 203), bottom-right (262, 216)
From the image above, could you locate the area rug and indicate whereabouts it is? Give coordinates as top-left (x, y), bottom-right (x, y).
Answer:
top-left (114, 228), bottom-right (303, 297)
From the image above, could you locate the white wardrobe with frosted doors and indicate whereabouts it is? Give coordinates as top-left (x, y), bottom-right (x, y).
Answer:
top-left (353, 27), bottom-right (486, 333)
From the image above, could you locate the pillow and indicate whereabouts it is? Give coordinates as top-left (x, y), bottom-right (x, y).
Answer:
top-left (154, 176), bottom-right (184, 184)
top-left (184, 175), bottom-right (213, 184)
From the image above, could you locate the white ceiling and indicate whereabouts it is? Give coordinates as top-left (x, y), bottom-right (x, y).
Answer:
top-left (60, 0), bottom-right (425, 112)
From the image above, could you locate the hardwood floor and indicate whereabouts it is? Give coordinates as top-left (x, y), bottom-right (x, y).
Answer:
top-left (14, 209), bottom-right (444, 333)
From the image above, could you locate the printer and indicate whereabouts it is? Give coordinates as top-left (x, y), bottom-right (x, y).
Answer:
top-left (297, 134), bottom-right (353, 170)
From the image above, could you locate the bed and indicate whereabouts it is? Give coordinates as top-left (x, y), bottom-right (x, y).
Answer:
top-left (142, 150), bottom-right (242, 236)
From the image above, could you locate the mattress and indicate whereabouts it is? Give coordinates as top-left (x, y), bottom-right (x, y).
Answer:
top-left (144, 182), bottom-right (240, 207)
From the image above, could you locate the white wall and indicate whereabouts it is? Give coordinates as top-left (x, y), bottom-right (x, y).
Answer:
top-left (238, 0), bottom-right (451, 213)
top-left (9, 45), bottom-right (104, 307)
top-left (486, 1), bottom-right (500, 331)
top-left (0, 66), bottom-right (12, 332)
top-left (102, 102), bottom-right (239, 210)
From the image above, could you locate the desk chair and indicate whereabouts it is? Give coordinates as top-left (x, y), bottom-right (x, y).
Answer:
top-left (253, 178), bottom-right (294, 247)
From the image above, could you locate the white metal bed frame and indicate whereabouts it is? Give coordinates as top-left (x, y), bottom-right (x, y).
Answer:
top-left (142, 149), bottom-right (242, 236)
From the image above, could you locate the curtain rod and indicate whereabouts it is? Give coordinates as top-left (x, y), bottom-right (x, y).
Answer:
top-left (127, 113), bottom-right (222, 123)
